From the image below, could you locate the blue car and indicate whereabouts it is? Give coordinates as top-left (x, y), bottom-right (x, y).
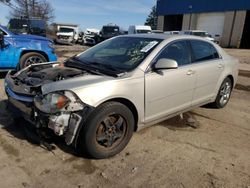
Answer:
top-left (0, 25), bottom-right (57, 70)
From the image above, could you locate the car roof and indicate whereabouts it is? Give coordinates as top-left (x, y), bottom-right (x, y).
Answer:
top-left (183, 30), bottom-right (207, 32)
top-left (119, 34), bottom-right (211, 41)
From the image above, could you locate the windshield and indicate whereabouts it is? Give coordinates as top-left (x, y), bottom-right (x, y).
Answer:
top-left (29, 20), bottom-right (46, 34)
top-left (8, 19), bottom-right (46, 35)
top-left (137, 30), bottom-right (151, 34)
top-left (76, 36), bottom-right (162, 72)
top-left (8, 19), bottom-right (28, 34)
top-left (59, 27), bottom-right (74, 33)
top-left (192, 32), bottom-right (209, 37)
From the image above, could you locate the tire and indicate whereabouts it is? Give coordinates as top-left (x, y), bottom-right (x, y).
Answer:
top-left (210, 77), bottom-right (233, 108)
top-left (19, 52), bottom-right (47, 69)
top-left (76, 102), bottom-right (135, 159)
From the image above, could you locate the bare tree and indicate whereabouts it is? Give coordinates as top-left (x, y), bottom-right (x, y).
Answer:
top-left (2, 0), bottom-right (54, 23)
top-left (0, 0), bottom-right (11, 4)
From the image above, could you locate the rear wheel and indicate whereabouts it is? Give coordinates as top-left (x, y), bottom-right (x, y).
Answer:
top-left (211, 77), bottom-right (233, 108)
top-left (19, 52), bottom-right (47, 69)
top-left (76, 102), bottom-right (134, 159)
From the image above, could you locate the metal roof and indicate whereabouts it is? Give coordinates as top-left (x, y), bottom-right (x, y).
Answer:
top-left (156, 0), bottom-right (250, 15)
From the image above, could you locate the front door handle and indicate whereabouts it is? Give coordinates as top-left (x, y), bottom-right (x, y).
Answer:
top-left (218, 63), bottom-right (224, 68)
top-left (187, 70), bottom-right (195, 75)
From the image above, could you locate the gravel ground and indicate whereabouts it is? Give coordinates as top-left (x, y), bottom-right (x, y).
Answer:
top-left (0, 45), bottom-right (249, 188)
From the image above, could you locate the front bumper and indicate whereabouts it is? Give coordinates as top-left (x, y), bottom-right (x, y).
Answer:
top-left (83, 37), bottom-right (95, 45)
top-left (7, 92), bottom-right (34, 121)
top-left (5, 77), bottom-right (35, 121)
top-left (55, 36), bottom-right (74, 44)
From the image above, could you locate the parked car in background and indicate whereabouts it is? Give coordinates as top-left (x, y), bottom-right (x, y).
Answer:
top-left (128, 25), bottom-right (152, 34)
top-left (56, 26), bottom-right (79, 44)
top-left (180, 30), bottom-right (215, 42)
top-left (98, 24), bottom-right (120, 42)
top-left (81, 28), bottom-right (100, 45)
top-left (5, 34), bottom-right (238, 159)
top-left (164, 31), bottom-right (180, 35)
top-left (85, 28), bottom-right (100, 36)
top-left (8, 18), bottom-right (46, 37)
top-left (48, 23), bottom-right (79, 44)
top-left (152, 30), bottom-right (163, 34)
top-left (214, 34), bottom-right (221, 44)
top-left (0, 25), bottom-right (57, 70)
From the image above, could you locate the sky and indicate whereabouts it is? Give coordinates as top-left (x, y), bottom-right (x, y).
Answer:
top-left (0, 0), bottom-right (156, 31)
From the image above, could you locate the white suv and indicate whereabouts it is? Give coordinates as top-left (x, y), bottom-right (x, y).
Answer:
top-left (181, 30), bottom-right (215, 42)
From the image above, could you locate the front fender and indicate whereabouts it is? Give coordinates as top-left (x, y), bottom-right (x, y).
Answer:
top-left (70, 77), bottom-right (145, 124)
top-left (12, 38), bottom-right (57, 67)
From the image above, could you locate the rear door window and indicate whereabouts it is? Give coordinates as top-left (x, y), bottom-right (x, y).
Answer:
top-left (190, 40), bottom-right (219, 62)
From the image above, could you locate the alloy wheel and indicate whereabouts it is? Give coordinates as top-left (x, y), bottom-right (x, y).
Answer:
top-left (96, 114), bottom-right (127, 148)
top-left (219, 81), bottom-right (232, 106)
top-left (24, 56), bottom-right (44, 66)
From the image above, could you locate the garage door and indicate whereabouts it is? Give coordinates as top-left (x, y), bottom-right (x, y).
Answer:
top-left (196, 13), bottom-right (225, 37)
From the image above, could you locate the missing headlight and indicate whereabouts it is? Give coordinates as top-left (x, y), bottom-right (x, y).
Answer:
top-left (34, 93), bottom-right (69, 114)
top-left (34, 91), bottom-right (85, 114)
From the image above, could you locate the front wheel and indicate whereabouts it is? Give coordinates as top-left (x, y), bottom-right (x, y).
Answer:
top-left (211, 77), bottom-right (233, 108)
top-left (76, 102), bottom-right (135, 159)
top-left (19, 52), bottom-right (47, 69)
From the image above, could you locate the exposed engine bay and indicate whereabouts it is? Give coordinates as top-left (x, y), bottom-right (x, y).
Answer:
top-left (13, 63), bottom-right (87, 87)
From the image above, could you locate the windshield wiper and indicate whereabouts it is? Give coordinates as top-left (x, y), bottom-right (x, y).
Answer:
top-left (65, 57), bottom-right (103, 75)
top-left (65, 56), bottom-right (119, 77)
top-left (90, 62), bottom-right (121, 72)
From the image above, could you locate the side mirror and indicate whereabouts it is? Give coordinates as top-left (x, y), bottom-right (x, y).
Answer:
top-left (154, 58), bottom-right (178, 70)
top-left (0, 33), bottom-right (5, 49)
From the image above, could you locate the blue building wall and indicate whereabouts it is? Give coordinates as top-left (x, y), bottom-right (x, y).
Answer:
top-left (157, 0), bottom-right (250, 15)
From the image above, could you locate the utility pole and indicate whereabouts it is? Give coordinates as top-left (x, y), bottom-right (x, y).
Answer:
top-left (32, 0), bottom-right (35, 17)
top-left (24, 0), bottom-right (29, 19)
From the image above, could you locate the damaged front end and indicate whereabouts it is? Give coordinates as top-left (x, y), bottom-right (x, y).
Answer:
top-left (5, 62), bottom-right (93, 147)
top-left (34, 91), bottom-right (88, 145)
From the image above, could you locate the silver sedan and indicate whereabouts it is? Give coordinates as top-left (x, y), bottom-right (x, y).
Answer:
top-left (5, 34), bottom-right (238, 158)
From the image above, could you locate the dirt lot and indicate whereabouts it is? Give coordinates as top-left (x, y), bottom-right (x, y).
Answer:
top-left (0, 45), bottom-right (249, 188)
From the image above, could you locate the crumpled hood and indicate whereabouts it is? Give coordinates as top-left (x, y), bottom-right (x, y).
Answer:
top-left (41, 74), bottom-right (114, 95)
top-left (40, 71), bottom-right (139, 108)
